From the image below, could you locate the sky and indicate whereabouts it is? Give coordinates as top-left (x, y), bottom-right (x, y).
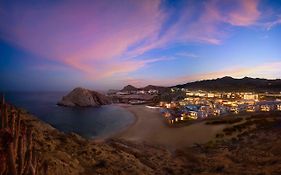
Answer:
top-left (1, 0), bottom-right (281, 91)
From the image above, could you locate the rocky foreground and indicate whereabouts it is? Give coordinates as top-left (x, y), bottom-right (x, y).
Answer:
top-left (1, 103), bottom-right (281, 174)
top-left (57, 87), bottom-right (111, 107)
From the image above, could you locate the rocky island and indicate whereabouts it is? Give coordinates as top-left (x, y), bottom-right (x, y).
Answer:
top-left (57, 87), bottom-right (111, 107)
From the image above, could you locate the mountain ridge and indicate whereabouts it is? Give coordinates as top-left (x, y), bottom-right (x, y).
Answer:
top-left (173, 76), bottom-right (281, 92)
top-left (119, 76), bottom-right (281, 93)
top-left (120, 84), bottom-right (169, 92)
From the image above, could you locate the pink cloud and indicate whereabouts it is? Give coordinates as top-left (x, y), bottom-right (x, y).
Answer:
top-left (0, 0), bottom-right (262, 59)
top-left (177, 0), bottom-right (260, 44)
top-left (0, 0), bottom-right (265, 84)
top-left (0, 0), bottom-right (164, 77)
top-left (127, 0), bottom-right (262, 56)
top-left (65, 56), bottom-right (170, 80)
top-left (223, 0), bottom-right (260, 26)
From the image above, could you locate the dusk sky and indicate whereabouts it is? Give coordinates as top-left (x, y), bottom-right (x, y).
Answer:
top-left (1, 0), bottom-right (281, 91)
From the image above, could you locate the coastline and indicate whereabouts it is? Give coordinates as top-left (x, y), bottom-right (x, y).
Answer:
top-left (4, 103), bottom-right (191, 175)
top-left (109, 103), bottom-right (139, 139)
top-left (93, 103), bottom-right (138, 141)
top-left (4, 102), bottom-right (281, 174)
top-left (114, 104), bottom-right (226, 150)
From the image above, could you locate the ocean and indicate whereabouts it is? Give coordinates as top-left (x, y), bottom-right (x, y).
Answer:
top-left (4, 92), bottom-right (134, 139)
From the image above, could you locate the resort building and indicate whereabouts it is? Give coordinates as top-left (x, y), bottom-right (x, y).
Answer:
top-left (243, 93), bottom-right (259, 100)
top-left (148, 89), bottom-right (158, 94)
top-left (164, 102), bottom-right (177, 109)
top-left (188, 111), bottom-right (198, 119)
top-left (277, 104), bottom-right (281, 111)
top-left (136, 90), bottom-right (145, 94)
top-left (260, 105), bottom-right (271, 112)
top-left (246, 105), bottom-right (259, 112)
top-left (258, 101), bottom-right (277, 112)
top-left (186, 92), bottom-right (194, 96)
top-left (116, 91), bottom-right (129, 95)
top-left (161, 90), bottom-right (281, 125)
top-left (214, 93), bottom-right (222, 98)
top-left (207, 93), bottom-right (215, 98)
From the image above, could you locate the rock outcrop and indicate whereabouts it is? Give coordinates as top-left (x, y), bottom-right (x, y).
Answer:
top-left (57, 87), bottom-right (111, 107)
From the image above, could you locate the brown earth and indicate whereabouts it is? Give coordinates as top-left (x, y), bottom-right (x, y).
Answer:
top-left (2, 104), bottom-right (281, 175)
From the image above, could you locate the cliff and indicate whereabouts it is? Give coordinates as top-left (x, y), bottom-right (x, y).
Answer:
top-left (57, 87), bottom-right (111, 107)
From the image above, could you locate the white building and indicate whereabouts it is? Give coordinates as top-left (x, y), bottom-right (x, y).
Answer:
top-left (243, 93), bottom-right (259, 100)
top-left (116, 91), bottom-right (129, 95)
top-left (136, 90), bottom-right (145, 94)
top-left (195, 92), bottom-right (206, 97)
top-left (214, 93), bottom-right (222, 98)
top-left (260, 105), bottom-right (271, 112)
top-left (186, 92), bottom-right (194, 96)
top-left (207, 93), bottom-right (215, 98)
top-left (148, 89), bottom-right (158, 94)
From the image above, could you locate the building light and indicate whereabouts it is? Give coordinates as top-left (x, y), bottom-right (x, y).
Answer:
top-left (260, 105), bottom-right (270, 112)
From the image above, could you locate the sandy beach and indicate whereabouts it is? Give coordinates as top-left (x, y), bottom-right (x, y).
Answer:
top-left (116, 105), bottom-right (226, 149)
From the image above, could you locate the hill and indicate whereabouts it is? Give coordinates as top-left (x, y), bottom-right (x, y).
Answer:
top-left (57, 87), bottom-right (111, 107)
top-left (173, 76), bottom-right (281, 92)
top-left (142, 85), bottom-right (169, 93)
top-left (120, 85), bottom-right (169, 93)
top-left (121, 85), bottom-right (138, 92)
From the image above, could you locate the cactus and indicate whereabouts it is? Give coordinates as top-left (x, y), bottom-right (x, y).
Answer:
top-left (17, 135), bottom-right (24, 175)
top-left (7, 138), bottom-right (17, 175)
top-left (0, 96), bottom-right (43, 175)
top-left (0, 151), bottom-right (7, 175)
top-left (4, 104), bottom-right (8, 129)
top-left (0, 106), bottom-right (3, 129)
top-left (1, 104), bottom-right (8, 129)
top-left (1, 93), bottom-right (5, 106)
top-left (14, 112), bottom-right (21, 158)
top-left (0, 129), bottom-right (10, 175)
top-left (10, 113), bottom-right (16, 137)
top-left (23, 129), bottom-right (33, 175)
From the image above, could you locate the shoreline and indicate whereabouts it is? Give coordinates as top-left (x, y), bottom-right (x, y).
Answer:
top-left (93, 103), bottom-right (139, 141)
top-left (13, 101), bottom-right (225, 150)
top-left (4, 103), bottom-right (188, 174)
top-left (4, 102), bottom-right (281, 174)
top-left (114, 104), bottom-right (227, 150)
top-left (109, 104), bottom-right (140, 139)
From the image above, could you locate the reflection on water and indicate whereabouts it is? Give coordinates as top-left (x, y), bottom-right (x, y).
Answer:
top-left (5, 92), bottom-right (134, 139)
